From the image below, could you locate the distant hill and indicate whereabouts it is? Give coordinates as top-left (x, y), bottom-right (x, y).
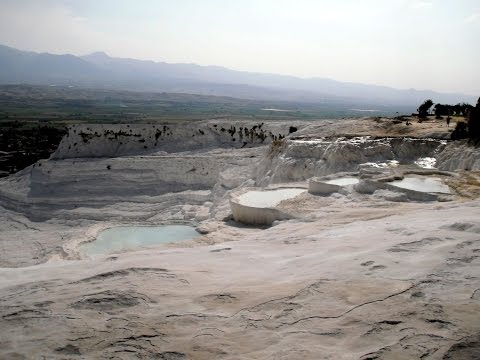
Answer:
top-left (0, 44), bottom-right (475, 108)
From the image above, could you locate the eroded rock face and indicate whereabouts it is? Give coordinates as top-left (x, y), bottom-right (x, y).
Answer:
top-left (70, 290), bottom-right (149, 310)
top-left (0, 120), bottom-right (300, 221)
top-left (51, 120), bottom-right (303, 159)
top-left (442, 333), bottom-right (480, 360)
top-left (436, 141), bottom-right (480, 171)
top-left (30, 156), bottom-right (224, 197)
top-left (255, 137), bottom-right (446, 185)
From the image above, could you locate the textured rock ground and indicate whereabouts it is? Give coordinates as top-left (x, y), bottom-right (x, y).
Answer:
top-left (0, 117), bottom-right (479, 359)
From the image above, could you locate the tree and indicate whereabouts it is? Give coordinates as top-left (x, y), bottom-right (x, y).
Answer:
top-left (451, 122), bottom-right (468, 140)
top-left (458, 102), bottom-right (474, 117)
top-left (467, 97), bottom-right (480, 139)
top-left (434, 103), bottom-right (448, 118)
top-left (418, 99), bottom-right (433, 118)
top-left (452, 97), bottom-right (480, 141)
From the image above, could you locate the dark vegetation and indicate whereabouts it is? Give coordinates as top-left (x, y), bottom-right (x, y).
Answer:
top-left (451, 97), bottom-right (480, 141)
top-left (434, 103), bottom-right (473, 118)
top-left (417, 99), bottom-right (434, 118)
top-left (0, 121), bottom-right (66, 176)
top-left (415, 97), bottom-right (480, 142)
top-left (417, 99), bottom-right (473, 120)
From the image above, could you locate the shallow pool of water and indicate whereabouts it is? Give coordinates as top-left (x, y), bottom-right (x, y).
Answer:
top-left (238, 188), bottom-right (305, 208)
top-left (80, 225), bottom-right (200, 257)
top-left (390, 177), bottom-right (451, 194)
top-left (324, 177), bottom-right (360, 186)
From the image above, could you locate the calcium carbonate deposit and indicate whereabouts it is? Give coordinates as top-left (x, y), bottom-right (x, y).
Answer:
top-left (0, 117), bottom-right (479, 359)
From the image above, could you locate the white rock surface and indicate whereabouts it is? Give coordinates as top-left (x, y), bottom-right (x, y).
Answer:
top-left (255, 137), bottom-right (446, 185)
top-left (436, 141), bottom-right (480, 171)
top-left (230, 187), bottom-right (306, 225)
top-left (0, 118), bottom-right (479, 359)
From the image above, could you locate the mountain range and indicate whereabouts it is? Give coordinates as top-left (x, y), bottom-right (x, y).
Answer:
top-left (0, 44), bottom-right (475, 109)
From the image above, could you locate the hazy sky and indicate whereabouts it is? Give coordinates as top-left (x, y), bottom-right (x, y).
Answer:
top-left (0, 0), bottom-right (479, 95)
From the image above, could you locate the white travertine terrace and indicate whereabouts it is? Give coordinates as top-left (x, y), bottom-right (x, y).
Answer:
top-left (0, 117), bottom-right (479, 359)
top-left (308, 176), bottom-right (360, 195)
top-left (230, 188), bottom-right (306, 225)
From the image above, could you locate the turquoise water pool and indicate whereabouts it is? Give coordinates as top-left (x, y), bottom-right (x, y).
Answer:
top-left (80, 225), bottom-right (200, 257)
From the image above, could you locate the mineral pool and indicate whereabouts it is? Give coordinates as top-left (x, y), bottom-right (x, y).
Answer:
top-left (238, 188), bottom-right (305, 208)
top-left (324, 177), bottom-right (360, 186)
top-left (80, 225), bottom-right (200, 257)
top-left (390, 176), bottom-right (451, 194)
